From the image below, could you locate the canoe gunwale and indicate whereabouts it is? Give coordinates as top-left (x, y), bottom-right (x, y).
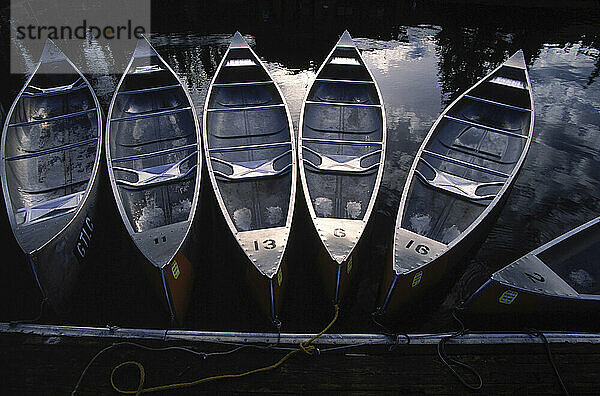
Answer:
top-left (529, 216), bottom-right (600, 257)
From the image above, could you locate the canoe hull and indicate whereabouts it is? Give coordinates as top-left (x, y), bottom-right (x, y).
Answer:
top-left (318, 245), bottom-right (359, 306)
top-left (203, 32), bottom-right (295, 326)
top-left (1, 40), bottom-right (103, 316)
top-left (299, 31), bottom-right (386, 307)
top-left (377, 50), bottom-right (534, 321)
top-left (28, 163), bottom-right (101, 314)
top-left (143, 245), bottom-right (196, 326)
top-left (377, 178), bottom-right (511, 320)
top-left (461, 279), bottom-right (600, 330)
top-left (245, 256), bottom-right (287, 325)
top-left (106, 37), bottom-right (202, 326)
top-left (462, 216), bottom-right (600, 330)
top-left (377, 245), bottom-right (448, 320)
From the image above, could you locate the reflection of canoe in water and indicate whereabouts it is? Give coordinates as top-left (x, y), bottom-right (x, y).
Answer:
top-left (299, 31), bottom-right (386, 305)
top-left (1, 39), bottom-right (103, 314)
top-left (106, 37), bottom-right (201, 326)
top-left (376, 50), bottom-right (534, 319)
top-left (203, 32), bottom-right (296, 327)
top-left (462, 217), bottom-right (600, 325)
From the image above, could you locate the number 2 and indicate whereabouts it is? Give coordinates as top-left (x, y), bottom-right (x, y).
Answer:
top-left (525, 272), bottom-right (545, 283)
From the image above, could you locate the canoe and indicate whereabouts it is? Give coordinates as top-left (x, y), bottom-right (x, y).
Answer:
top-left (376, 50), bottom-right (534, 319)
top-left (462, 216), bottom-right (600, 326)
top-left (203, 32), bottom-right (296, 328)
top-left (106, 36), bottom-right (201, 326)
top-left (298, 30), bottom-right (386, 305)
top-left (0, 39), bottom-right (103, 314)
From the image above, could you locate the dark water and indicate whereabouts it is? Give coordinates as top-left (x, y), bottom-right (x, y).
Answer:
top-left (1, 2), bottom-right (600, 332)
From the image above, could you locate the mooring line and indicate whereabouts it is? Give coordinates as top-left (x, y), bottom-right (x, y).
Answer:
top-left (108, 304), bottom-right (340, 394)
top-left (436, 309), bottom-right (483, 391)
top-left (529, 329), bottom-right (569, 396)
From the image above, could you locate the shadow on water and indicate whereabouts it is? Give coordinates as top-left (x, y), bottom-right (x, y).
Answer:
top-left (1, 1), bottom-right (600, 332)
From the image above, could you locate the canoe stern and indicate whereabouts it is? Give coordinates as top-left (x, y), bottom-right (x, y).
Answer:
top-left (376, 229), bottom-right (448, 318)
top-left (245, 255), bottom-right (287, 327)
top-left (317, 244), bottom-right (360, 306)
top-left (162, 251), bottom-right (195, 326)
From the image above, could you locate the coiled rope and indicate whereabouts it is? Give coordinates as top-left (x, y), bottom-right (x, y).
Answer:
top-left (109, 304), bottom-right (340, 394)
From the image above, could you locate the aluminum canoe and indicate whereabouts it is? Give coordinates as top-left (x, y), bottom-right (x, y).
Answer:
top-left (1, 39), bottom-right (103, 314)
top-left (298, 30), bottom-right (386, 305)
top-left (377, 50), bottom-right (534, 319)
top-left (462, 216), bottom-right (600, 325)
top-left (202, 32), bottom-right (296, 327)
top-left (106, 36), bottom-right (201, 325)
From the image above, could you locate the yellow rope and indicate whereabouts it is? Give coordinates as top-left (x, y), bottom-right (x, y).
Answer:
top-left (110, 304), bottom-right (340, 394)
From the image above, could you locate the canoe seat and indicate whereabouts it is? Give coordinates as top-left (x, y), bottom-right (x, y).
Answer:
top-left (211, 150), bottom-right (292, 179)
top-left (489, 76), bottom-right (526, 90)
top-left (15, 190), bottom-right (85, 225)
top-left (225, 59), bottom-right (256, 67)
top-left (415, 158), bottom-right (503, 201)
top-left (303, 146), bottom-right (381, 173)
top-left (329, 57), bottom-right (360, 66)
top-left (113, 152), bottom-right (197, 188)
top-left (23, 77), bottom-right (84, 96)
top-left (131, 65), bottom-right (165, 74)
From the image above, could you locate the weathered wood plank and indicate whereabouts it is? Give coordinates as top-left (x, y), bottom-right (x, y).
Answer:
top-left (2, 333), bottom-right (600, 395)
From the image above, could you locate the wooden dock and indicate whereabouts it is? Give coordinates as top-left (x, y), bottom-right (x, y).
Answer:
top-left (2, 323), bottom-right (600, 394)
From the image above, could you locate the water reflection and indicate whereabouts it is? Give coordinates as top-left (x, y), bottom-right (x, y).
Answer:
top-left (1, 2), bottom-right (600, 331)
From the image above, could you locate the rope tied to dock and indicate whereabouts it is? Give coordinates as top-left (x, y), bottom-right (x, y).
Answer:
top-left (529, 329), bottom-right (570, 396)
top-left (437, 309), bottom-right (483, 391)
top-left (109, 304), bottom-right (340, 394)
top-left (370, 310), bottom-right (411, 348)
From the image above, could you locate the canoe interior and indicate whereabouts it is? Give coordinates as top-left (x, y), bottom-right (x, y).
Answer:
top-left (302, 46), bottom-right (383, 220)
top-left (3, 59), bottom-right (99, 253)
top-left (537, 221), bottom-right (600, 295)
top-left (401, 64), bottom-right (531, 245)
top-left (206, 46), bottom-right (292, 232)
top-left (109, 54), bottom-right (198, 235)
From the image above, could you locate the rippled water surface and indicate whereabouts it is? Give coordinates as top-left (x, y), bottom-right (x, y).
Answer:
top-left (1, 3), bottom-right (599, 332)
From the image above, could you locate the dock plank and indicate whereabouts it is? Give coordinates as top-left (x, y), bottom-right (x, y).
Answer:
top-left (2, 333), bottom-right (600, 394)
